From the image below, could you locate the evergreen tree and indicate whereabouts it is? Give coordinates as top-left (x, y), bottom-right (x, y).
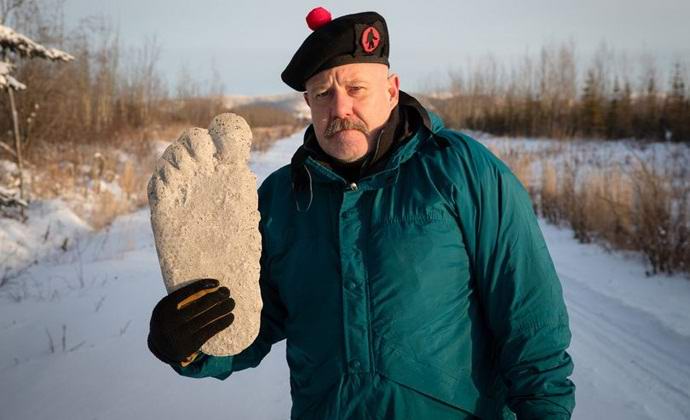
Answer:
top-left (606, 77), bottom-right (621, 139)
top-left (618, 81), bottom-right (634, 139)
top-left (665, 62), bottom-right (689, 142)
top-left (580, 69), bottom-right (605, 137)
top-left (637, 75), bottom-right (660, 140)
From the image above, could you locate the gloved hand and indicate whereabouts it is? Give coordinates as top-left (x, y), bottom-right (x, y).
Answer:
top-left (148, 278), bottom-right (235, 365)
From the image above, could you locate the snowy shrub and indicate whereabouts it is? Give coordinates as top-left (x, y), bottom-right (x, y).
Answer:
top-left (487, 138), bottom-right (690, 276)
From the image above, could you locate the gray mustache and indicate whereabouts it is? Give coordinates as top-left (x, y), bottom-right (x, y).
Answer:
top-left (324, 118), bottom-right (369, 138)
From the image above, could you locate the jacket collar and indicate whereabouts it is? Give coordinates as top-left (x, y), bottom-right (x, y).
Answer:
top-left (297, 103), bottom-right (401, 184)
top-left (290, 91), bottom-right (442, 211)
top-left (291, 91), bottom-right (435, 186)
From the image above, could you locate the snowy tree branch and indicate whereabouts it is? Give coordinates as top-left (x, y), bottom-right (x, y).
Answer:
top-left (0, 24), bottom-right (73, 62)
top-left (0, 59), bottom-right (25, 89)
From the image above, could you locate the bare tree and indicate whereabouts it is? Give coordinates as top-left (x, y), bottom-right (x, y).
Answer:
top-left (0, 0), bottom-right (26, 25)
top-left (0, 22), bottom-right (72, 203)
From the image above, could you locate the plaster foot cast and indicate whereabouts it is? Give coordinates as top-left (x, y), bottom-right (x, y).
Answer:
top-left (147, 113), bottom-right (262, 356)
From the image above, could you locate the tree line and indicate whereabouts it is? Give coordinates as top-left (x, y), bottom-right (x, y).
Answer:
top-left (0, 0), bottom-right (231, 161)
top-left (430, 43), bottom-right (690, 142)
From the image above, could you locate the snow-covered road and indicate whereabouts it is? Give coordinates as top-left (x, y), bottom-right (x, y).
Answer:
top-left (563, 270), bottom-right (690, 419)
top-left (1, 131), bottom-right (689, 420)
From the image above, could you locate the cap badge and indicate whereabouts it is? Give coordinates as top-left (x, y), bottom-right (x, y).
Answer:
top-left (360, 26), bottom-right (381, 53)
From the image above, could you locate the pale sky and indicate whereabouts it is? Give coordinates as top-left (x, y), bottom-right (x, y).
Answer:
top-left (62, 0), bottom-right (690, 95)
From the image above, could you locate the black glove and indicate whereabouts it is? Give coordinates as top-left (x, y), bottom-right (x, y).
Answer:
top-left (148, 278), bottom-right (235, 364)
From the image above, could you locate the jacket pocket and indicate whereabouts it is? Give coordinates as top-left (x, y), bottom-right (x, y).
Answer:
top-left (375, 338), bottom-right (498, 419)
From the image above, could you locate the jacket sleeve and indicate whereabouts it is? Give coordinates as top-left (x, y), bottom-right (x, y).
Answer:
top-left (172, 225), bottom-right (288, 380)
top-left (451, 134), bottom-right (575, 419)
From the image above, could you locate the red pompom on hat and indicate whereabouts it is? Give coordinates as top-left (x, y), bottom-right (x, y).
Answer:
top-left (306, 7), bottom-right (332, 31)
top-left (283, 10), bottom-right (389, 91)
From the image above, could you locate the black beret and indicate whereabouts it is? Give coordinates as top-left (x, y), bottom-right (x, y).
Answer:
top-left (281, 9), bottom-right (390, 92)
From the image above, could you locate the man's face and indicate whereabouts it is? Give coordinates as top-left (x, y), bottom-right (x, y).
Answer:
top-left (304, 63), bottom-right (400, 163)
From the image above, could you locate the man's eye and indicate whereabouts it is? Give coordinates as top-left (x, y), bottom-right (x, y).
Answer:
top-left (315, 90), bottom-right (330, 98)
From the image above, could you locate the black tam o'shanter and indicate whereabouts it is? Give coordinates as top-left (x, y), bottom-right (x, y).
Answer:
top-left (281, 8), bottom-right (390, 92)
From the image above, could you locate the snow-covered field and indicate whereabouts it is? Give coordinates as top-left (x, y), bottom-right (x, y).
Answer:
top-left (1, 131), bottom-right (690, 420)
top-left (473, 132), bottom-right (690, 190)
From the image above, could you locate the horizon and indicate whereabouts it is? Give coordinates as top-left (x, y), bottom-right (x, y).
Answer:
top-left (26, 0), bottom-right (690, 96)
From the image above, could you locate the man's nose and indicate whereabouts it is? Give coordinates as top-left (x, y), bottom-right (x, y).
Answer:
top-left (331, 89), bottom-right (354, 119)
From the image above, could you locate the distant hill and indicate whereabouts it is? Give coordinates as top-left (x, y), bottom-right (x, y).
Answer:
top-left (223, 93), bottom-right (310, 120)
top-left (222, 91), bottom-right (440, 122)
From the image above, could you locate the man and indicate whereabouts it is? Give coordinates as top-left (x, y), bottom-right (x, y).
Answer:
top-left (148, 8), bottom-right (576, 419)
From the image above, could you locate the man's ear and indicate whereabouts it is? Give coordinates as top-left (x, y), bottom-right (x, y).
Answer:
top-left (303, 92), bottom-right (311, 107)
top-left (387, 73), bottom-right (400, 109)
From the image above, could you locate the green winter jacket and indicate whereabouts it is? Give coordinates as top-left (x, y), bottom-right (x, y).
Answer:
top-left (173, 95), bottom-right (575, 419)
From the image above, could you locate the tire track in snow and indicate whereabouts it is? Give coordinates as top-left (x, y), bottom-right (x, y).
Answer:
top-left (561, 271), bottom-right (690, 420)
